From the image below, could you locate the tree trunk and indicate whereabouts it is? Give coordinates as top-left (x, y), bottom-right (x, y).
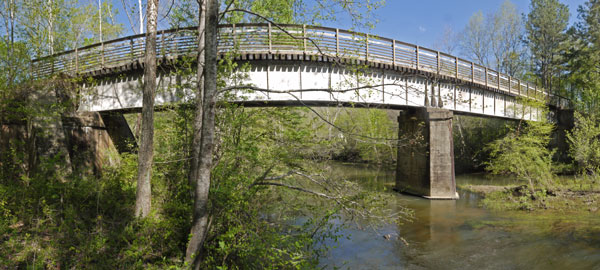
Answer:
top-left (185, 0), bottom-right (217, 267)
top-left (138, 0), bottom-right (144, 34)
top-left (135, 0), bottom-right (158, 218)
top-left (188, 0), bottom-right (206, 200)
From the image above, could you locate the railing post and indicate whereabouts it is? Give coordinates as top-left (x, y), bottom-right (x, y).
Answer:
top-left (75, 47), bottom-right (79, 74)
top-left (365, 34), bottom-right (369, 62)
top-left (335, 28), bottom-right (339, 57)
top-left (517, 79), bottom-right (521, 96)
top-left (268, 23), bottom-right (272, 54)
top-left (471, 62), bottom-right (474, 83)
top-left (130, 38), bottom-right (134, 62)
top-left (455, 56), bottom-right (458, 79)
top-left (416, 45), bottom-right (420, 71)
top-left (101, 42), bottom-right (105, 67)
top-left (497, 71), bottom-right (500, 91)
top-left (484, 67), bottom-right (488, 87)
top-left (232, 24), bottom-right (236, 48)
top-left (437, 51), bottom-right (440, 76)
top-left (392, 40), bottom-right (396, 67)
top-left (508, 76), bottom-right (512, 93)
top-left (526, 82), bottom-right (529, 98)
top-left (303, 24), bottom-right (307, 54)
top-left (160, 31), bottom-right (165, 58)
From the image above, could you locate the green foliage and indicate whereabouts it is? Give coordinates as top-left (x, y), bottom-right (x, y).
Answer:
top-left (567, 1), bottom-right (600, 112)
top-left (0, 1), bottom-right (403, 268)
top-left (486, 101), bottom-right (555, 191)
top-left (568, 111), bottom-right (600, 175)
top-left (297, 107), bottom-right (398, 164)
top-left (454, 115), bottom-right (513, 173)
top-left (331, 108), bottom-right (397, 164)
top-left (564, 1), bottom-right (600, 182)
top-left (525, 0), bottom-right (570, 91)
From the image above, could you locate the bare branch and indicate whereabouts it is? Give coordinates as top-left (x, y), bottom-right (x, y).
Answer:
top-left (217, 81), bottom-right (430, 142)
top-left (254, 181), bottom-right (338, 200)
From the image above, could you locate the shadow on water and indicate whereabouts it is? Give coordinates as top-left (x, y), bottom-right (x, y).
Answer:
top-left (317, 162), bottom-right (600, 270)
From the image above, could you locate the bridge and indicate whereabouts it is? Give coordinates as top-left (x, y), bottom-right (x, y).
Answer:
top-left (31, 23), bottom-right (572, 200)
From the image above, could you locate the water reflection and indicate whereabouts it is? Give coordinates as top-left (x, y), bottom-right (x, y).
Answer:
top-left (317, 162), bottom-right (600, 270)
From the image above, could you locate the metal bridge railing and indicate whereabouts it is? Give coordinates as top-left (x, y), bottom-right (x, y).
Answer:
top-left (31, 23), bottom-right (570, 108)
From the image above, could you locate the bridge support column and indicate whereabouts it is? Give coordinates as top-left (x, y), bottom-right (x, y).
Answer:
top-left (62, 112), bottom-right (120, 175)
top-left (552, 109), bottom-right (574, 163)
top-left (396, 108), bottom-right (458, 199)
top-left (99, 112), bottom-right (137, 153)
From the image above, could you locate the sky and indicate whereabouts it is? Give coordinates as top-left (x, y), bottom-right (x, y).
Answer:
top-left (110, 0), bottom-right (588, 50)
top-left (324, 0), bottom-right (587, 50)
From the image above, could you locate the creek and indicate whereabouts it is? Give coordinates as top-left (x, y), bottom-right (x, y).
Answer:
top-left (317, 162), bottom-right (600, 270)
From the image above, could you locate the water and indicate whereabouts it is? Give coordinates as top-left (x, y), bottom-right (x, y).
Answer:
top-left (317, 162), bottom-right (600, 270)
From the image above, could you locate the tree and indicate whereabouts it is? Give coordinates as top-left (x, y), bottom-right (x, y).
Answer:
top-left (433, 25), bottom-right (458, 54)
top-left (460, 11), bottom-right (490, 67)
top-left (486, 102), bottom-right (555, 192)
top-left (568, 111), bottom-right (600, 174)
top-left (566, 0), bottom-right (600, 174)
top-left (185, 0), bottom-right (216, 266)
top-left (187, 0), bottom-right (205, 202)
top-left (567, 0), bottom-right (600, 111)
top-left (490, 0), bottom-right (526, 76)
top-left (458, 0), bottom-right (526, 76)
top-left (525, 0), bottom-right (569, 92)
top-left (135, 0), bottom-right (158, 218)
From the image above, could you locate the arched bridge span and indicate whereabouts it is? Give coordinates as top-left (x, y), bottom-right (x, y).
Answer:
top-left (32, 23), bottom-right (569, 120)
top-left (31, 23), bottom-right (573, 200)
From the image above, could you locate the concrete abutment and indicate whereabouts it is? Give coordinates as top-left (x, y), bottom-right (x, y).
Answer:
top-left (396, 108), bottom-right (458, 200)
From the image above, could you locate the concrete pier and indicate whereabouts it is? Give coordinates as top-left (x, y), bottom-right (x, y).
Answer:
top-left (396, 108), bottom-right (458, 199)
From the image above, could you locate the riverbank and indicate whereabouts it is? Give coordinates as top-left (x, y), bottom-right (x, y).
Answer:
top-left (458, 177), bottom-right (600, 213)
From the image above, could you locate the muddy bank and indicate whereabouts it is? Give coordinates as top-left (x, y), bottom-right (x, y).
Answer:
top-left (459, 182), bottom-right (600, 213)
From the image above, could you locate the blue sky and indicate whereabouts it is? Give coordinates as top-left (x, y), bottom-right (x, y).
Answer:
top-left (326, 0), bottom-right (587, 49)
top-left (112, 0), bottom-right (587, 49)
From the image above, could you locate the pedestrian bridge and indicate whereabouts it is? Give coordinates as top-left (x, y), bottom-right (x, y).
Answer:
top-left (32, 23), bottom-right (569, 119)
top-left (31, 23), bottom-right (572, 200)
